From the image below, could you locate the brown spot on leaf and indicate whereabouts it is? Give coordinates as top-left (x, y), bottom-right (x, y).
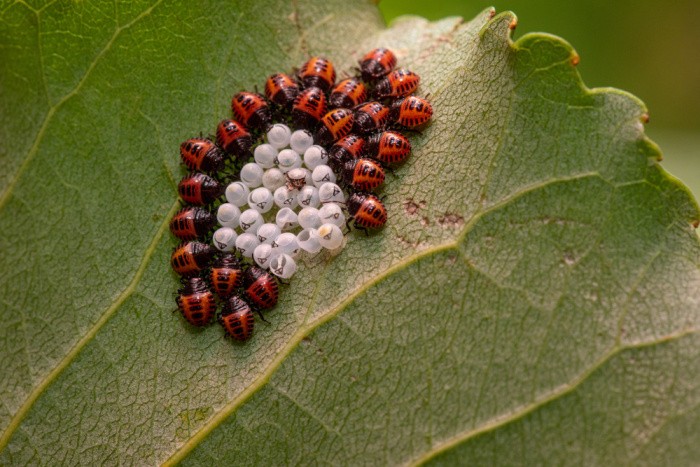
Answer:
top-left (562, 252), bottom-right (576, 266)
top-left (437, 212), bottom-right (465, 228)
top-left (692, 219), bottom-right (699, 229)
top-left (509, 17), bottom-right (518, 30)
top-left (641, 113), bottom-right (650, 124)
top-left (570, 53), bottom-right (580, 66)
top-left (404, 199), bottom-right (421, 215)
top-left (420, 216), bottom-right (430, 226)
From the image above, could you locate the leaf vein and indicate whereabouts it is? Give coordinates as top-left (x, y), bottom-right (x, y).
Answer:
top-left (0, 198), bottom-right (179, 451)
top-left (408, 328), bottom-right (700, 466)
top-left (0, 0), bottom-right (164, 212)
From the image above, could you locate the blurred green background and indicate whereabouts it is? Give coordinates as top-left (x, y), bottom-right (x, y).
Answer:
top-left (380, 0), bottom-right (700, 198)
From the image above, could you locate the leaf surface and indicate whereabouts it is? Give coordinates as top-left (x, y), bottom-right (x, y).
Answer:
top-left (0, 1), bottom-right (698, 465)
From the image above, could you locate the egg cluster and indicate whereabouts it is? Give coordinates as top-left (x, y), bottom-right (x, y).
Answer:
top-left (170, 48), bottom-right (433, 342)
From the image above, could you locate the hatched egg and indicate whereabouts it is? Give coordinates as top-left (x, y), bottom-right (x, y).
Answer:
top-left (217, 203), bottom-right (241, 228)
top-left (272, 232), bottom-right (300, 257)
top-left (318, 202), bottom-right (346, 227)
top-left (247, 187), bottom-right (274, 213)
top-left (297, 185), bottom-right (320, 208)
top-left (240, 163), bottom-right (264, 187)
top-left (312, 164), bottom-right (336, 187)
top-left (213, 227), bottom-right (238, 252)
top-left (257, 223), bottom-right (281, 245)
top-left (254, 144), bottom-right (278, 168)
top-left (266, 124), bottom-right (292, 149)
top-left (235, 232), bottom-right (260, 257)
top-left (290, 129), bottom-right (314, 154)
top-left (276, 207), bottom-right (299, 231)
top-left (274, 186), bottom-right (299, 209)
top-left (238, 209), bottom-right (264, 234)
top-left (262, 168), bottom-right (286, 192)
top-left (277, 149), bottom-right (302, 173)
top-left (269, 254), bottom-right (297, 279)
top-left (297, 207), bottom-right (322, 230)
top-left (225, 181), bottom-right (250, 207)
top-left (318, 182), bottom-right (346, 204)
top-left (303, 145), bottom-right (329, 170)
top-left (317, 223), bottom-right (344, 250)
top-left (296, 228), bottom-right (322, 254)
top-left (253, 243), bottom-right (274, 269)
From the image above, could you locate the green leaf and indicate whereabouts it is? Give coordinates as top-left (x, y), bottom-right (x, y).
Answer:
top-left (1, 1), bottom-right (698, 465)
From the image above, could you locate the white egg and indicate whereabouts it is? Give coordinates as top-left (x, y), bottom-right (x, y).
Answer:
top-left (212, 227), bottom-right (238, 252)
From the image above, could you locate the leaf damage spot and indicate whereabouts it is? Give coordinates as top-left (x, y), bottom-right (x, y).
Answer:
top-left (640, 113), bottom-right (650, 124)
top-left (436, 212), bottom-right (465, 228)
top-left (562, 251), bottom-right (576, 266)
top-left (570, 52), bottom-right (580, 67)
top-left (403, 198), bottom-right (424, 215)
top-left (509, 17), bottom-right (518, 30)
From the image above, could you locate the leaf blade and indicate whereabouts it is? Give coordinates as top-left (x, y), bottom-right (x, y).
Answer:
top-left (0, 3), bottom-right (698, 466)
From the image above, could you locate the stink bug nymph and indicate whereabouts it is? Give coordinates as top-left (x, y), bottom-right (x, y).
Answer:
top-left (390, 96), bottom-right (433, 128)
top-left (359, 48), bottom-right (397, 81)
top-left (329, 78), bottom-right (367, 109)
top-left (264, 73), bottom-right (300, 107)
top-left (315, 108), bottom-right (354, 146)
top-left (342, 158), bottom-right (385, 192)
top-left (346, 192), bottom-right (387, 230)
top-left (219, 296), bottom-right (255, 341)
top-left (209, 253), bottom-right (243, 299)
top-left (298, 56), bottom-right (336, 92)
top-left (353, 101), bottom-right (390, 134)
top-left (373, 69), bottom-right (420, 99)
top-left (364, 131), bottom-right (411, 165)
top-left (216, 119), bottom-right (252, 160)
top-left (231, 92), bottom-right (272, 130)
top-left (171, 241), bottom-right (215, 276)
top-left (329, 134), bottom-right (365, 170)
top-left (242, 266), bottom-right (279, 310)
top-left (292, 86), bottom-right (327, 130)
top-left (178, 172), bottom-right (224, 206)
top-left (180, 138), bottom-right (225, 173)
top-left (176, 276), bottom-right (216, 327)
top-left (169, 206), bottom-right (216, 241)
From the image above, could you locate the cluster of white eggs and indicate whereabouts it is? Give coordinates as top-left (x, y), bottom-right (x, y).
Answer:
top-left (212, 123), bottom-right (348, 279)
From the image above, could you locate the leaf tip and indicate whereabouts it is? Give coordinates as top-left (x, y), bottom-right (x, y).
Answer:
top-left (480, 11), bottom-right (518, 41)
top-left (570, 51), bottom-right (580, 66)
top-left (508, 16), bottom-right (518, 31)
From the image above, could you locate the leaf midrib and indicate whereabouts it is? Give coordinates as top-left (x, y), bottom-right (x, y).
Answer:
top-left (162, 170), bottom-right (610, 464)
top-left (0, 198), bottom-right (180, 450)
